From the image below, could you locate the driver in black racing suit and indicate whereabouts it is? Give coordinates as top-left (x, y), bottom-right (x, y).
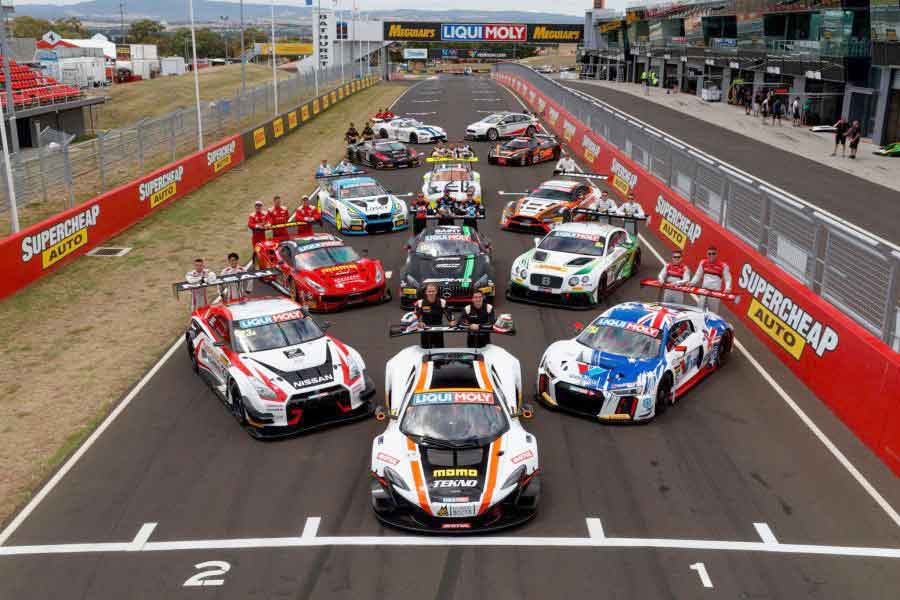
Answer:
top-left (460, 290), bottom-right (495, 348)
top-left (415, 283), bottom-right (456, 349)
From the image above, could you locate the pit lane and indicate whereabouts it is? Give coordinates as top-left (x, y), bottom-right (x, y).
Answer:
top-left (0, 74), bottom-right (898, 600)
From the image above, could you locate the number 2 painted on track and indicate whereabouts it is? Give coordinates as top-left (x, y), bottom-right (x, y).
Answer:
top-left (689, 562), bottom-right (713, 589)
top-left (183, 561), bottom-right (231, 587)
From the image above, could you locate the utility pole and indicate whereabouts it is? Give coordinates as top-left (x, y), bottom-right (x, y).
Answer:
top-left (240, 0), bottom-right (246, 94)
top-left (188, 0), bottom-right (203, 151)
top-left (270, 0), bottom-right (278, 115)
top-left (119, 1), bottom-right (126, 44)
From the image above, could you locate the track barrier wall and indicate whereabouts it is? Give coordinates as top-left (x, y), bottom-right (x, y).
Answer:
top-left (0, 76), bottom-right (379, 300)
top-left (494, 70), bottom-right (900, 475)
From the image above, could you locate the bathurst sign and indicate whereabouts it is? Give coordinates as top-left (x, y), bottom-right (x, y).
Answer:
top-left (383, 21), bottom-right (583, 43)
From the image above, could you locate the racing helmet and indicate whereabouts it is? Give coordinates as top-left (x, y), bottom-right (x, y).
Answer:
top-left (493, 313), bottom-right (515, 334)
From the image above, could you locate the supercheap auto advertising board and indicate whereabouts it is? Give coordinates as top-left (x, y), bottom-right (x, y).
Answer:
top-left (0, 135), bottom-right (244, 298)
top-left (494, 71), bottom-right (900, 474)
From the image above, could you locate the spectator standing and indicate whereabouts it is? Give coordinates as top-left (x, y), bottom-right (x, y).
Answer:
top-left (831, 117), bottom-right (850, 157)
top-left (791, 97), bottom-right (801, 126)
top-left (753, 92), bottom-right (761, 117)
top-left (847, 120), bottom-right (861, 159)
top-left (772, 97), bottom-right (782, 126)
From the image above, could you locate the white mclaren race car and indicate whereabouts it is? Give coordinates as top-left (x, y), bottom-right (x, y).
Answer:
top-left (421, 158), bottom-right (482, 203)
top-left (507, 222), bottom-right (642, 309)
top-left (375, 117), bottom-right (447, 144)
top-left (370, 319), bottom-right (540, 533)
top-left (537, 301), bottom-right (734, 423)
top-left (315, 175), bottom-right (409, 235)
top-left (465, 112), bottom-right (540, 141)
top-left (184, 296), bottom-right (374, 438)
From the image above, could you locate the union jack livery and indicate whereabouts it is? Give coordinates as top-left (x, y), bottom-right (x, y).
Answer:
top-left (537, 301), bottom-right (734, 422)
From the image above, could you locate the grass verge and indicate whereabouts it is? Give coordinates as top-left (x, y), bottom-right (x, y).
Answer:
top-left (0, 81), bottom-right (408, 530)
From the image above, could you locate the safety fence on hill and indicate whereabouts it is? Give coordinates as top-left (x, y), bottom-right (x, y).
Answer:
top-left (0, 64), bottom-right (360, 234)
top-left (494, 64), bottom-right (900, 475)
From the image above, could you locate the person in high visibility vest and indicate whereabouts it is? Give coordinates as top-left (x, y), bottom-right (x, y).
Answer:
top-left (641, 70), bottom-right (649, 95)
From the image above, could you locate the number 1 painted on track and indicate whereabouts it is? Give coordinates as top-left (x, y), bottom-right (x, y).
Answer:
top-left (690, 562), bottom-right (713, 589)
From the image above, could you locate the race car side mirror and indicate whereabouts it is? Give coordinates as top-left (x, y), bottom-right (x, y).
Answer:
top-left (519, 404), bottom-right (535, 420)
top-left (374, 405), bottom-right (389, 421)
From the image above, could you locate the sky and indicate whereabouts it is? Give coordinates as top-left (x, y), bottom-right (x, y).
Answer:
top-left (11, 0), bottom-right (628, 17)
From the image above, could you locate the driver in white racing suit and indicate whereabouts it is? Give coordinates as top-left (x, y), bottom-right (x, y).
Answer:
top-left (219, 252), bottom-right (250, 301)
top-left (185, 258), bottom-right (216, 311)
top-left (690, 246), bottom-right (732, 312)
top-left (616, 192), bottom-right (645, 217)
top-left (657, 250), bottom-right (691, 303)
top-left (554, 151), bottom-right (576, 175)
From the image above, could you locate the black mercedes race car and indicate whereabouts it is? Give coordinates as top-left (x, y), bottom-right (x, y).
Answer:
top-left (347, 139), bottom-right (421, 169)
top-left (488, 134), bottom-right (561, 166)
top-left (399, 224), bottom-right (495, 309)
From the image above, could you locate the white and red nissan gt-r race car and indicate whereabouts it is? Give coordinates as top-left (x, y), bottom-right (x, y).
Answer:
top-left (370, 317), bottom-right (540, 533)
top-left (180, 291), bottom-right (374, 438)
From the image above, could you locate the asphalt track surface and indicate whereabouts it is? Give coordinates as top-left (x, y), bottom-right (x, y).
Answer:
top-left (1, 75), bottom-right (899, 600)
top-left (562, 79), bottom-right (900, 245)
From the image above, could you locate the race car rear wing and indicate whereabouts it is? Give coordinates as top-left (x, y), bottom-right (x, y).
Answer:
top-left (263, 219), bottom-right (317, 230)
top-left (172, 268), bottom-right (278, 298)
top-left (640, 278), bottom-right (741, 304)
top-left (389, 323), bottom-right (516, 338)
top-left (422, 210), bottom-right (487, 221)
top-left (573, 207), bottom-right (648, 222)
top-left (553, 171), bottom-right (610, 181)
top-left (315, 169), bottom-right (367, 179)
top-left (426, 156), bottom-right (479, 163)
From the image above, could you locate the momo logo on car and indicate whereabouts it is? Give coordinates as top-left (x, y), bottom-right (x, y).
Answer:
top-left (738, 264), bottom-right (839, 360)
top-left (441, 23), bottom-right (526, 42)
top-left (432, 468), bottom-right (478, 478)
top-left (582, 135), bottom-right (600, 163)
top-left (562, 120), bottom-right (576, 142)
top-left (611, 158), bottom-right (638, 195)
top-left (654, 195), bottom-right (701, 250)
top-left (207, 140), bottom-right (236, 173)
top-left (21, 204), bottom-right (100, 268)
top-left (139, 165), bottom-right (184, 208)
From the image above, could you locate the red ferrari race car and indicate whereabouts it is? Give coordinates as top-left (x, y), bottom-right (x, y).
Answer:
top-left (488, 135), bottom-right (561, 166)
top-left (255, 233), bottom-right (390, 312)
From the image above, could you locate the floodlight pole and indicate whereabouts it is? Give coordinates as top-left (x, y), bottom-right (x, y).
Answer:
top-left (270, 0), bottom-right (278, 115)
top-left (0, 88), bottom-right (18, 233)
top-left (188, 0), bottom-right (203, 150)
top-left (240, 0), bottom-right (246, 94)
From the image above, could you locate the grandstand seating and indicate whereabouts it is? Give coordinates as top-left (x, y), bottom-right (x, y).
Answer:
top-left (0, 56), bottom-right (84, 110)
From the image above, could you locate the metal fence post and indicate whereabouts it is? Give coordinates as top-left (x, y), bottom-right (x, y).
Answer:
top-left (137, 119), bottom-right (146, 172)
top-left (63, 138), bottom-right (74, 209)
top-left (96, 133), bottom-right (106, 192)
top-left (169, 113), bottom-right (177, 161)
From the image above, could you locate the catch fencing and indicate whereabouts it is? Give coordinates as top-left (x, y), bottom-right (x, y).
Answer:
top-left (495, 62), bottom-right (900, 350)
top-left (0, 64), bottom-right (355, 231)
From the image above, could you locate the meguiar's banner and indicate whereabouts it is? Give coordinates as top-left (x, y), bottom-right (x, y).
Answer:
top-left (1, 135), bottom-right (244, 298)
top-left (495, 71), bottom-right (900, 475)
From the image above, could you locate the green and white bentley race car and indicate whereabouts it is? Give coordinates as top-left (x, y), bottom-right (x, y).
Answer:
top-left (507, 222), bottom-right (642, 309)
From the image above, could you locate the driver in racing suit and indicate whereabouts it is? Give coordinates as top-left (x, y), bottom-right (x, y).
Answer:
top-left (554, 151), bottom-right (576, 175)
top-left (292, 196), bottom-right (321, 237)
top-left (248, 200), bottom-right (269, 250)
top-left (415, 283), bottom-right (457, 349)
top-left (412, 192), bottom-right (430, 236)
top-left (690, 246), bottom-right (732, 312)
top-left (435, 191), bottom-right (457, 226)
top-left (592, 190), bottom-right (618, 223)
top-left (219, 252), bottom-right (250, 301)
top-left (345, 123), bottom-right (360, 144)
top-left (185, 258), bottom-right (216, 311)
top-left (361, 122), bottom-right (375, 141)
top-left (461, 188), bottom-right (481, 230)
top-left (616, 192), bottom-right (645, 217)
top-left (460, 290), bottom-right (496, 348)
top-left (266, 195), bottom-right (291, 241)
top-left (657, 250), bottom-right (691, 304)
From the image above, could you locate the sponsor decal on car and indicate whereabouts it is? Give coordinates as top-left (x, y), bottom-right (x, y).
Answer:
top-left (562, 120), bottom-right (576, 142)
top-left (237, 309), bottom-right (305, 329)
top-left (654, 195), bottom-right (702, 250)
top-left (376, 452), bottom-right (400, 465)
top-left (511, 449), bottom-right (534, 464)
top-left (291, 373), bottom-right (334, 388)
top-left (139, 165), bottom-right (184, 208)
top-left (433, 468), bottom-right (478, 477)
top-left (432, 480), bottom-right (478, 489)
top-left (441, 522), bottom-right (471, 529)
top-left (611, 158), bottom-right (638, 196)
top-left (320, 264), bottom-right (357, 274)
top-left (581, 135), bottom-right (600, 163)
top-left (412, 391), bottom-right (494, 405)
top-left (296, 240), bottom-right (344, 253)
top-left (207, 140), bottom-right (237, 173)
top-left (436, 504), bottom-right (477, 517)
top-left (597, 317), bottom-right (660, 338)
top-left (20, 204), bottom-right (100, 268)
top-left (738, 264), bottom-right (839, 360)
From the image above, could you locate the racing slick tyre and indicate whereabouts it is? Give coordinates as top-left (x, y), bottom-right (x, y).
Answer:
top-left (525, 125), bottom-right (536, 136)
top-left (716, 332), bottom-right (734, 368)
top-left (655, 374), bottom-right (673, 417)
top-left (487, 128), bottom-right (499, 141)
top-left (185, 332), bottom-right (199, 375)
top-left (229, 383), bottom-right (249, 426)
top-left (591, 275), bottom-right (607, 306)
top-left (409, 133), bottom-right (418, 144)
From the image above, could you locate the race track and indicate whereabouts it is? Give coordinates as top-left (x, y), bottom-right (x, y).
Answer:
top-left (1, 74), bottom-right (899, 600)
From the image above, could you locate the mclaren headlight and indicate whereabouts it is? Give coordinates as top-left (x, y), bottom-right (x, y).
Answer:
top-left (502, 465), bottom-right (527, 488)
top-left (384, 466), bottom-right (409, 490)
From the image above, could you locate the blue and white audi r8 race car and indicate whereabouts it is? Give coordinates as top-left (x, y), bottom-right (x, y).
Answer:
top-left (183, 296), bottom-right (375, 438)
top-left (315, 176), bottom-right (409, 235)
top-left (371, 326), bottom-right (540, 533)
top-left (537, 302), bottom-right (734, 422)
top-left (375, 117), bottom-right (447, 144)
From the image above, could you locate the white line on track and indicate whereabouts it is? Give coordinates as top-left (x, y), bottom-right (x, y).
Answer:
top-left (1, 517), bottom-right (899, 559)
top-left (754, 523), bottom-right (779, 545)
top-left (494, 77), bottom-right (900, 530)
top-left (412, 99), bottom-right (439, 103)
top-left (0, 79), bottom-right (423, 547)
top-left (130, 523), bottom-right (157, 551)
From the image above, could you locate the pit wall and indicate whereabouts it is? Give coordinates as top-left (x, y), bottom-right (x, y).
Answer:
top-left (493, 72), bottom-right (900, 475)
top-left (0, 76), bottom-right (379, 300)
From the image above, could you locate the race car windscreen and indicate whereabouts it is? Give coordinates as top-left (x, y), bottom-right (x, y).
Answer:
top-left (376, 142), bottom-right (405, 152)
top-left (481, 114), bottom-right (503, 124)
top-left (232, 311), bottom-right (323, 353)
top-left (339, 183), bottom-right (383, 199)
top-left (432, 168), bottom-right (470, 182)
top-left (415, 231), bottom-right (480, 258)
top-left (503, 139), bottom-right (532, 150)
top-left (539, 230), bottom-right (607, 256)
top-left (530, 186), bottom-right (573, 202)
top-left (295, 245), bottom-right (359, 270)
top-left (401, 390), bottom-right (508, 444)
top-left (577, 320), bottom-right (661, 360)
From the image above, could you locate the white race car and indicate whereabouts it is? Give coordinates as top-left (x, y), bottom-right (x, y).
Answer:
top-left (422, 159), bottom-right (482, 203)
top-left (371, 320), bottom-right (540, 533)
top-left (315, 175), bottom-right (409, 235)
top-left (508, 222), bottom-right (642, 309)
top-left (375, 117), bottom-right (447, 144)
top-left (466, 112), bottom-right (540, 141)
top-left (184, 296), bottom-right (374, 438)
top-left (537, 301), bottom-right (734, 422)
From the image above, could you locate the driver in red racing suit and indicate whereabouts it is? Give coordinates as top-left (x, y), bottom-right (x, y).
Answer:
top-left (690, 246), bottom-right (732, 312)
top-left (657, 250), bottom-right (691, 304)
top-left (266, 195), bottom-right (291, 241)
top-left (292, 196), bottom-right (321, 237)
top-left (248, 200), bottom-right (269, 248)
